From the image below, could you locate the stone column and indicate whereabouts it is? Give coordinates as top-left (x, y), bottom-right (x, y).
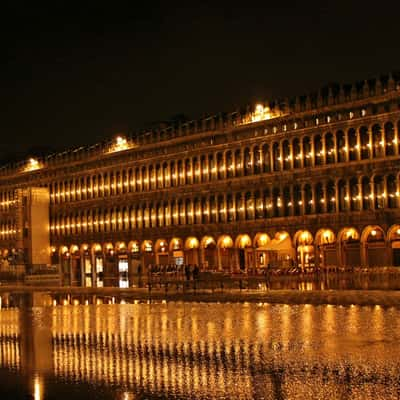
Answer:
top-left (299, 139), bottom-right (304, 168)
top-left (334, 181), bottom-right (340, 213)
top-left (310, 137), bottom-right (316, 167)
top-left (394, 122), bottom-right (400, 156)
top-left (368, 126), bottom-right (373, 160)
top-left (370, 177), bottom-right (376, 210)
top-left (300, 186), bottom-right (306, 215)
top-left (356, 129), bottom-right (361, 161)
top-left (311, 184), bottom-right (316, 214)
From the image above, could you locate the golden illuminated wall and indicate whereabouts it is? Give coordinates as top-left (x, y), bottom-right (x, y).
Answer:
top-left (25, 188), bottom-right (50, 266)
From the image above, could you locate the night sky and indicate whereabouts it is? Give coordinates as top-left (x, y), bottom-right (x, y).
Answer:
top-left (1, 1), bottom-right (400, 163)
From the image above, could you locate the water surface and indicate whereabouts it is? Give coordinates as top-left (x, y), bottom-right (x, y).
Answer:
top-left (1, 301), bottom-right (400, 399)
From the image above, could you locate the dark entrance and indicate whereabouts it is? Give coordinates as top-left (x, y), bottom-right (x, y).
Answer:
top-left (239, 249), bottom-right (245, 271)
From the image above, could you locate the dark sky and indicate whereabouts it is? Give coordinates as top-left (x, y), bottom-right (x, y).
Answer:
top-left (1, 0), bottom-right (400, 163)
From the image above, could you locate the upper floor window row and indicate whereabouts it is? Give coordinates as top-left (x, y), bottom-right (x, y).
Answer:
top-left (49, 121), bottom-right (400, 204)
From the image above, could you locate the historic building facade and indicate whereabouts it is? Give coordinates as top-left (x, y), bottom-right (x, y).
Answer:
top-left (1, 74), bottom-right (400, 286)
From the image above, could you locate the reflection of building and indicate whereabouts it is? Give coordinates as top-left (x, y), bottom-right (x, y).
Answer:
top-left (1, 74), bottom-right (400, 284)
top-left (2, 303), bottom-right (400, 399)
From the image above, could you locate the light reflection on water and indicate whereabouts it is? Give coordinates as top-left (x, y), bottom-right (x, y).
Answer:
top-left (0, 302), bottom-right (400, 399)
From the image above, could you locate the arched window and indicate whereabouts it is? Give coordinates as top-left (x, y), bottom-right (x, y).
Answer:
top-left (263, 189), bottom-right (272, 218)
top-left (244, 148), bottom-right (252, 176)
top-left (262, 144), bottom-right (270, 172)
top-left (374, 175), bottom-right (385, 209)
top-left (235, 193), bottom-right (243, 220)
top-left (193, 157), bottom-right (201, 183)
top-left (304, 184), bottom-right (313, 214)
top-left (387, 175), bottom-right (397, 208)
top-left (293, 138), bottom-right (302, 168)
top-left (178, 160), bottom-right (184, 185)
top-left (185, 159), bottom-right (192, 184)
top-left (293, 185), bottom-right (301, 215)
top-left (162, 163), bottom-right (169, 188)
top-left (359, 126), bottom-right (370, 160)
top-left (325, 133), bottom-right (335, 164)
top-left (283, 186), bottom-right (291, 216)
top-left (372, 124), bottom-right (383, 158)
top-left (314, 135), bottom-right (323, 166)
top-left (254, 146), bottom-right (261, 174)
top-left (156, 164), bottom-right (162, 189)
top-left (303, 137), bottom-right (312, 167)
top-left (272, 187), bottom-right (281, 217)
top-left (210, 196), bottom-right (217, 223)
top-left (326, 181), bottom-right (336, 213)
top-left (315, 182), bottom-right (324, 213)
top-left (245, 192), bottom-right (253, 220)
top-left (282, 140), bottom-right (291, 170)
top-left (336, 131), bottom-right (346, 162)
top-left (217, 153), bottom-right (224, 180)
top-left (235, 149), bottom-right (242, 177)
top-left (272, 142), bottom-right (280, 172)
top-left (201, 198), bottom-right (209, 224)
top-left (218, 195), bottom-right (225, 222)
top-left (338, 179), bottom-right (347, 211)
top-left (227, 194), bottom-right (234, 222)
top-left (385, 122), bottom-right (395, 156)
top-left (349, 177), bottom-right (360, 211)
top-left (362, 177), bottom-right (372, 211)
top-left (348, 128), bottom-right (357, 161)
top-left (170, 162), bottom-right (177, 187)
top-left (226, 151), bottom-right (234, 178)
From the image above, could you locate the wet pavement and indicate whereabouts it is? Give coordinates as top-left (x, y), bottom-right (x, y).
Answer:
top-left (1, 299), bottom-right (400, 399)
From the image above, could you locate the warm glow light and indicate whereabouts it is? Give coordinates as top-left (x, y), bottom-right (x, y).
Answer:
top-left (222, 236), bottom-right (233, 248)
top-left (250, 104), bottom-right (274, 123)
top-left (109, 135), bottom-right (133, 153)
top-left (258, 234), bottom-right (268, 246)
top-left (23, 158), bottom-right (42, 172)
top-left (34, 376), bottom-right (42, 400)
top-left (345, 228), bottom-right (357, 240)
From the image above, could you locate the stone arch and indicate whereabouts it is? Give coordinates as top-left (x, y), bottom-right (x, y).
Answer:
top-left (337, 227), bottom-right (360, 268)
top-left (80, 243), bottom-right (93, 287)
top-left (69, 244), bottom-right (82, 286)
top-left (263, 231), bottom-right (295, 269)
top-left (361, 225), bottom-right (387, 267)
top-left (387, 225), bottom-right (400, 266)
top-left (141, 240), bottom-right (155, 269)
top-left (235, 234), bottom-right (253, 272)
top-left (253, 233), bottom-right (271, 271)
top-left (217, 235), bottom-right (234, 272)
top-left (153, 239), bottom-right (168, 265)
top-left (200, 236), bottom-right (217, 270)
top-left (184, 236), bottom-right (200, 266)
top-left (91, 243), bottom-right (104, 287)
top-left (169, 237), bottom-right (184, 265)
top-left (314, 229), bottom-right (336, 269)
top-left (128, 240), bottom-right (140, 255)
top-left (384, 121), bottom-right (395, 156)
top-left (293, 230), bottom-right (314, 271)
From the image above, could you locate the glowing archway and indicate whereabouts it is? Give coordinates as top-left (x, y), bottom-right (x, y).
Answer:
top-left (293, 230), bottom-right (314, 271)
top-left (337, 227), bottom-right (360, 268)
top-left (361, 225), bottom-right (386, 267)
top-left (200, 236), bottom-right (217, 270)
top-left (314, 229), bottom-right (336, 269)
